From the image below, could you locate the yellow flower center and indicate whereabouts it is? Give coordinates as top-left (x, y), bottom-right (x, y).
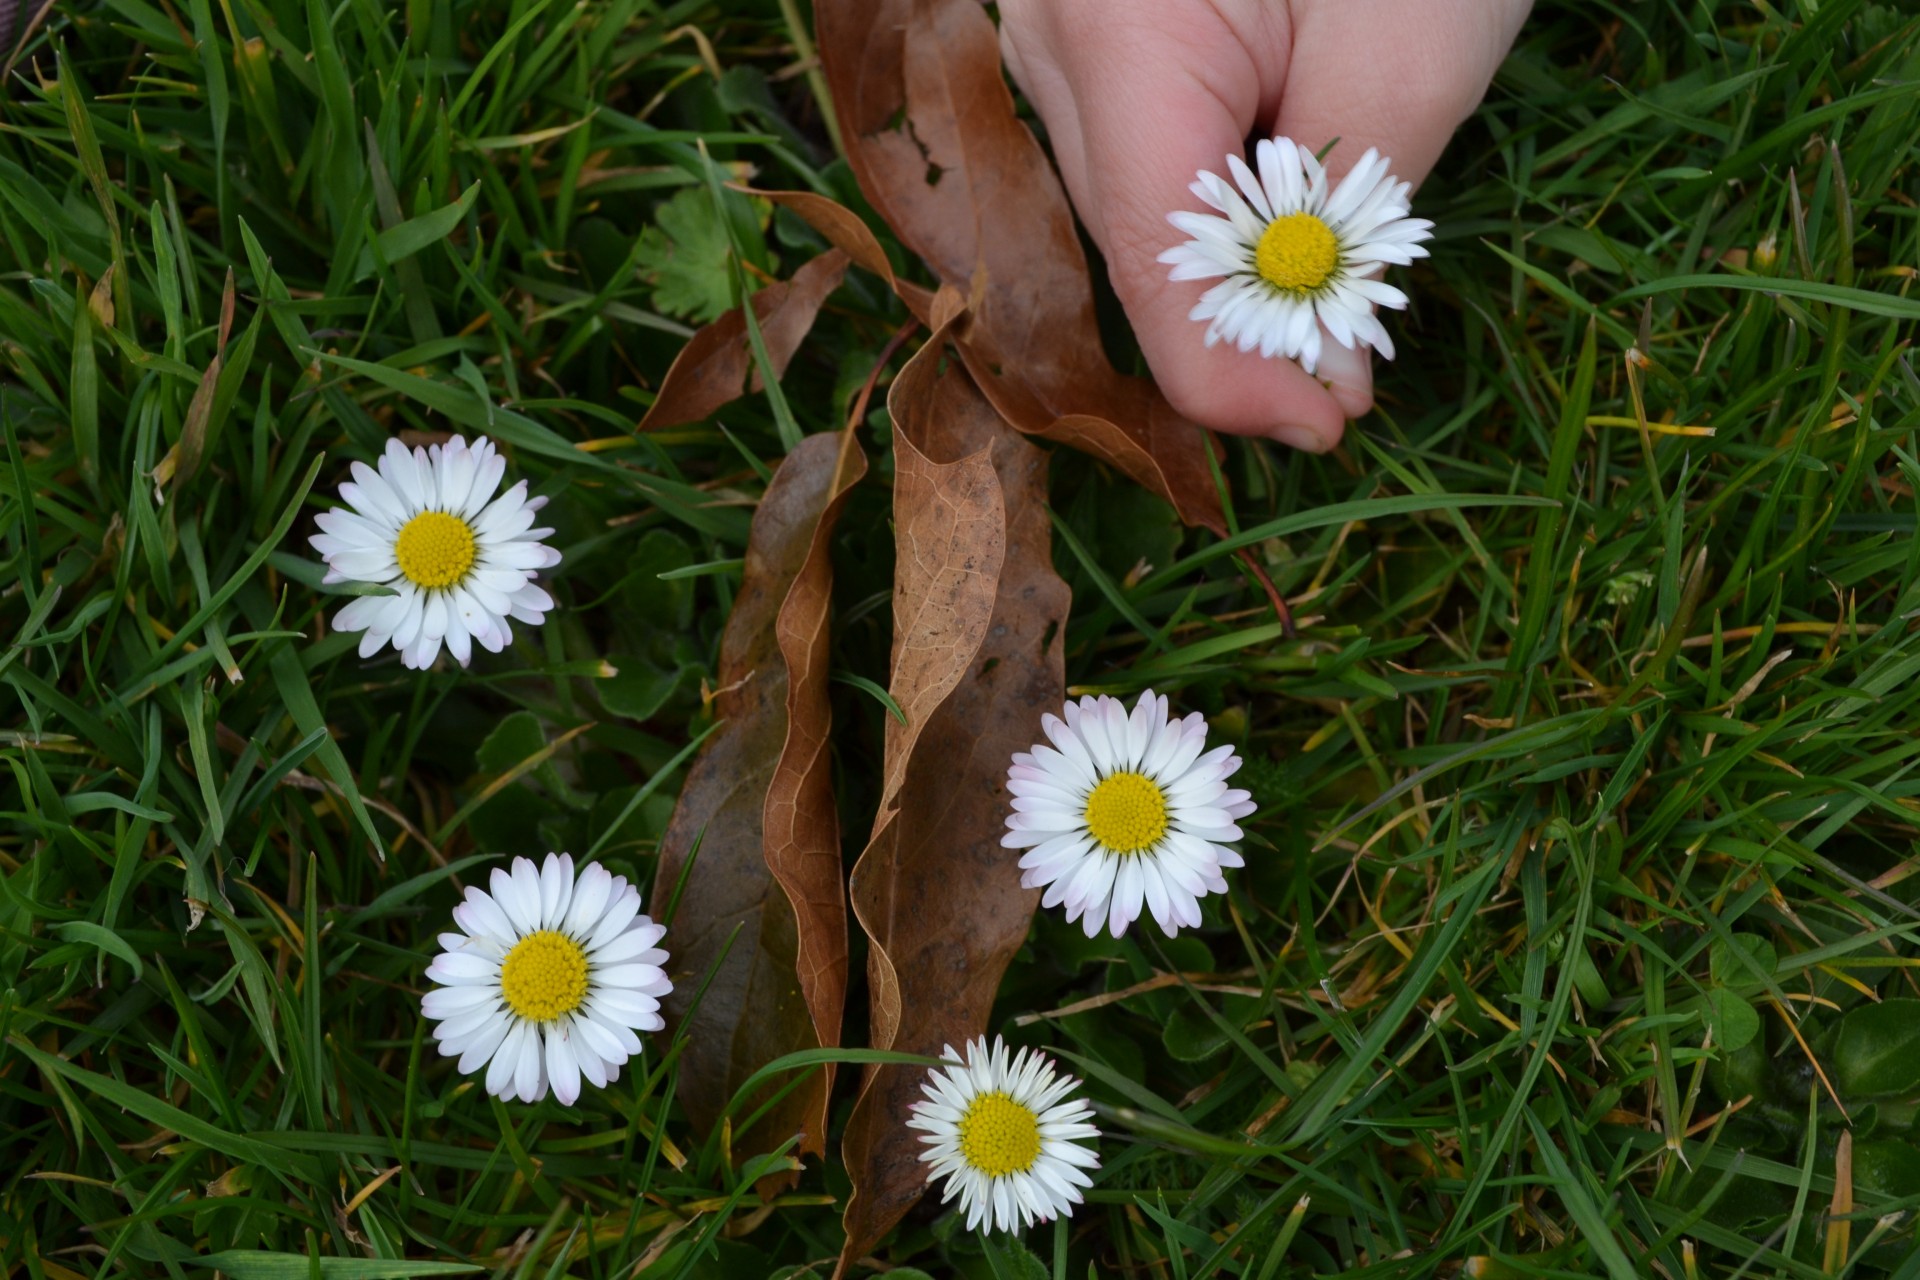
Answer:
top-left (394, 510), bottom-right (477, 589)
top-left (498, 930), bottom-right (589, 1022)
top-left (1083, 771), bottom-right (1169, 855)
top-left (957, 1091), bottom-right (1042, 1178)
top-left (1254, 212), bottom-right (1339, 292)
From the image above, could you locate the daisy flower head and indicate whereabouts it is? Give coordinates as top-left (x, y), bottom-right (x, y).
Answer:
top-left (423, 853), bottom-right (672, 1106)
top-left (908, 1036), bottom-right (1100, 1234)
top-left (309, 434), bottom-right (560, 669)
top-left (1158, 137), bottom-right (1433, 374)
top-left (1003, 689), bottom-right (1254, 939)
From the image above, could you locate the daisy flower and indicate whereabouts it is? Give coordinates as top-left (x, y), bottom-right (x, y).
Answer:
top-left (423, 853), bottom-right (672, 1106)
top-left (1158, 137), bottom-right (1433, 374)
top-left (1002, 689), bottom-right (1254, 939)
top-left (310, 434), bottom-right (560, 669)
top-left (908, 1036), bottom-right (1101, 1234)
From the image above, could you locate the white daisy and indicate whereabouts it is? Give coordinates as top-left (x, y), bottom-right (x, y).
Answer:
top-left (1158, 137), bottom-right (1433, 374)
top-left (422, 853), bottom-right (672, 1106)
top-left (1002, 689), bottom-right (1254, 939)
top-left (908, 1036), bottom-right (1101, 1234)
top-left (309, 434), bottom-right (561, 669)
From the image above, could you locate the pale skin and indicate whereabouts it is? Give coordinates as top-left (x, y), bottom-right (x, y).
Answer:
top-left (997, 0), bottom-right (1535, 451)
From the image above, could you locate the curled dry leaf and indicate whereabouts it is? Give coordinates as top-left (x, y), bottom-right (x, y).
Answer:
top-left (734, 183), bottom-right (936, 325)
top-left (836, 332), bottom-right (1069, 1269)
top-left (763, 429), bottom-right (867, 1106)
top-left (638, 249), bottom-right (851, 432)
top-left (651, 428), bottom-right (866, 1175)
top-left (815, 0), bottom-right (1229, 538)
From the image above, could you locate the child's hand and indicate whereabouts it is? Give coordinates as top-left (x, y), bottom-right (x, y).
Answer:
top-left (998, 0), bottom-right (1531, 451)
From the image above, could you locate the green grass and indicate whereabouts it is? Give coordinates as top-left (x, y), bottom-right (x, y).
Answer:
top-left (5, 0), bottom-right (1920, 1277)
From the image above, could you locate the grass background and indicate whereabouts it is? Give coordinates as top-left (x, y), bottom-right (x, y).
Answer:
top-left (5, 0), bottom-right (1920, 1276)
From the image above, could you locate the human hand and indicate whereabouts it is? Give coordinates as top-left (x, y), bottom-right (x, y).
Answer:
top-left (997, 0), bottom-right (1532, 451)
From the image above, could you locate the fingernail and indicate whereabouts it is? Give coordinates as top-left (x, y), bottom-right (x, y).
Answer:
top-left (1270, 423), bottom-right (1331, 453)
top-left (1326, 380), bottom-right (1375, 420)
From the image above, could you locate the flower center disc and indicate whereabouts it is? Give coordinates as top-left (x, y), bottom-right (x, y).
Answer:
top-left (958, 1092), bottom-right (1042, 1178)
top-left (499, 930), bottom-right (589, 1022)
top-left (1255, 212), bottom-right (1339, 292)
top-left (394, 511), bottom-right (477, 589)
top-left (1084, 771), bottom-right (1169, 855)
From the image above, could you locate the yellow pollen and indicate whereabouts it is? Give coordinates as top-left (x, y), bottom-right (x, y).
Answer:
top-left (1084, 771), bottom-right (1169, 855)
top-left (958, 1092), bottom-right (1042, 1178)
top-left (1254, 212), bottom-right (1339, 292)
top-left (498, 930), bottom-right (589, 1022)
top-left (394, 510), bottom-right (477, 589)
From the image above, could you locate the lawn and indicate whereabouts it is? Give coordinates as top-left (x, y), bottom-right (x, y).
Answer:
top-left (4, 0), bottom-right (1920, 1277)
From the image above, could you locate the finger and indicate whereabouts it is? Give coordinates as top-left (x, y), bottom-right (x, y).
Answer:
top-left (1037, 4), bottom-right (1347, 450)
top-left (1306, 332), bottom-right (1375, 422)
top-left (997, 1), bottom-right (1091, 207)
top-left (1274, 0), bottom-right (1530, 187)
top-left (1271, 1), bottom-right (1533, 413)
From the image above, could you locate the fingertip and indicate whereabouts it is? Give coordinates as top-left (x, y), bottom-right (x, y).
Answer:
top-left (1326, 383), bottom-right (1374, 423)
top-left (1312, 341), bottom-right (1375, 421)
top-left (1268, 421), bottom-right (1343, 454)
top-left (1145, 324), bottom-right (1347, 451)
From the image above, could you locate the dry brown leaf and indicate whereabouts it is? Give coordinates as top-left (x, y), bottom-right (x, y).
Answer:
top-left (836, 333), bottom-right (1069, 1269)
top-left (652, 428), bottom-right (865, 1176)
top-left (735, 184), bottom-right (936, 325)
top-left (175, 268), bottom-right (237, 489)
top-left (763, 427), bottom-right (868, 1147)
top-left (815, 0), bottom-right (1229, 537)
top-left (638, 249), bottom-right (850, 432)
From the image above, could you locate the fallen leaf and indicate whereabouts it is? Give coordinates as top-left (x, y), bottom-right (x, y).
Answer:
top-left (837, 331), bottom-right (1069, 1268)
top-left (815, 0), bottom-right (1229, 537)
top-left (638, 249), bottom-right (850, 432)
top-left (652, 427), bottom-right (865, 1177)
top-left (763, 427), bottom-right (867, 1155)
top-left (736, 183), bottom-right (935, 324)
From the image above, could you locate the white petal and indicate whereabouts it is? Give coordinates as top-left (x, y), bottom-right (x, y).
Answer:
top-left (454, 1012), bottom-right (513, 1074)
top-left (454, 885), bottom-right (515, 942)
top-left (486, 1021), bottom-right (531, 1098)
top-left (423, 984), bottom-right (499, 1018)
top-left (586, 887), bottom-right (644, 951)
top-left (332, 593), bottom-right (390, 632)
top-left (545, 1026), bottom-right (582, 1106)
top-left (539, 852), bottom-right (574, 929)
top-left (484, 865), bottom-right (529, 935)
top-left (462, 445), bottom-right (508, 518)
top-left (345, 462), bottom-right (407, 523)
top-left (574, 1011), bottom-right (629, 1067)
top-left (564, 864), bottom-right (614, 937)
top-left (381, 439), bottom-right (431, 513)
top-left (513, 1024), bottom-right (546, 1103)
top-left (425, 951), bottom-right (496, 984)
top-left (1226, 153), bottom-right (1272, 221)
top-left (437, 438), bottom-right (479, 516)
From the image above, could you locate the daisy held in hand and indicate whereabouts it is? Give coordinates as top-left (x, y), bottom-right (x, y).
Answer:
top-left (909, 1036), bottom-right (1101, 1234)
top-left (1159, 137), bottom-right (1433, 374)
top-left (1003, 689), bottom-right (1254, 938)
top-left (423, 853), bottom-right (672, 1105)
top-left (310, 434), bottom-right (560, 669)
